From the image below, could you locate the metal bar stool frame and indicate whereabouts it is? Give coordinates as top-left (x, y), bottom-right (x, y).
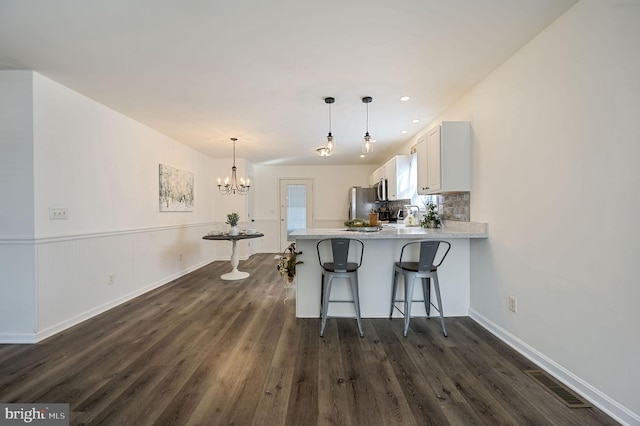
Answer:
top-left (317, 238), bottom-right (365, 337)
top-left (390, 240), bottom-right (451, 337)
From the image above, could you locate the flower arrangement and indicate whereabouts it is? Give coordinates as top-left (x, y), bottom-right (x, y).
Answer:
top-left (277, 243), bottom-right (303, 283)
top-left (225, 212), bottom-right (240, 226)
top-left (421, 202), bottom-right (443, 228)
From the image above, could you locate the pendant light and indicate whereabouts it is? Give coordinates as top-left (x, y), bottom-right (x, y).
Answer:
top-left (362, 96), bottom-right (373, 154)
top-left (316, 96), bottom-right (335, 156)
top-left (217, 138), bottom-right (250, 195)
top-left (325, 97), bottom-right (335, 153)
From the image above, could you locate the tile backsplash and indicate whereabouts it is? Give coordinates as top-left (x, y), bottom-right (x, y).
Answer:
top-left (424, 192), bottom-right (470, 222)
top-left (383, 191), bottom-right (470, 222)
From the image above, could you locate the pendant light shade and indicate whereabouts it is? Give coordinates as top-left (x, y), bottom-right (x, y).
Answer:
top-left (362, 96), bottom-right (373, 154)
top-left (217, 138), bottom-right (250, 195)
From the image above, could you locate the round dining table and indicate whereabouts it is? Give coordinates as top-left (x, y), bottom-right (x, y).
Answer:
top-left (202, 232), bottom-right (264, 280)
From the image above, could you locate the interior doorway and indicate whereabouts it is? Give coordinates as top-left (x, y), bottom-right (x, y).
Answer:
top-left (279, 179), bottom-right (313, 252)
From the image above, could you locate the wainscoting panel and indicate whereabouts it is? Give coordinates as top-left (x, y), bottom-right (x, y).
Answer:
top-left (35, 223), bottom-right (218, 340)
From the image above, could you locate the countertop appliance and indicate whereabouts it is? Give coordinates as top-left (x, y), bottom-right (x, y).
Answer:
top-left (373, 178), bottom-right (388, 201)
top-left (349, 186), bottom-right (376, 220)
top-left (377, 204), bottom-right (392, 221)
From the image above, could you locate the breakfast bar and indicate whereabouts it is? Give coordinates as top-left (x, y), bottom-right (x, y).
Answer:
top-left (290, 221), bottom-right (488, 319)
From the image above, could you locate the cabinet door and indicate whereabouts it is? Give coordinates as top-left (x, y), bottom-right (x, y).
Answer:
top-left (416, 137), bottom-right (428, 194)
top-left (426, 125), bottom-right (441, 192)
top-left (369, 165), bottom-right (382, 186)
top-left (386, 158), bottom-right (397, 200)
top-left (417, 126), bottom-right (441, 194)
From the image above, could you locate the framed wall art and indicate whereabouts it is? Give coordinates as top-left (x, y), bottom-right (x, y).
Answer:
top-left (159, 164), bottom-right (194, 212)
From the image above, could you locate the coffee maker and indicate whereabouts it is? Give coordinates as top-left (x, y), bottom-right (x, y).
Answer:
top-left (376, 202), bottom-right (392, 221)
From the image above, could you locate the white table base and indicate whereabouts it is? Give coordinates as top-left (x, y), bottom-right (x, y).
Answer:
top-left (221, 239), bottom-right (250, 280)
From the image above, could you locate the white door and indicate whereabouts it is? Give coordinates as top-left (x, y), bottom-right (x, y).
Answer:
top-left (279, 179), bottom-right (313, 252)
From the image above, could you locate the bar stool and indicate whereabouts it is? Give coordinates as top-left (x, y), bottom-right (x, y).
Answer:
top-left (390, 240), bottom-right (451, 337)
top-left (317, 238), bottom-right (365, 337)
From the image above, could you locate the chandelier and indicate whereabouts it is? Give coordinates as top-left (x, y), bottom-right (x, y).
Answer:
top-left (316, 96), bottom-right (335, 157)
top-left (362, 96), bottom-right (373, 154)
top-left (217, 138), bottom-right (250, 195)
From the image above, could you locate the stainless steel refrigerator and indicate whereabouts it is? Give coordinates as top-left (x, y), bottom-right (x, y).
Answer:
top-left (348, 186), bottom-right (376, 220)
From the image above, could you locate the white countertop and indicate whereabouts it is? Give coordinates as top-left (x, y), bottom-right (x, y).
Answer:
top-left (289, 220), bottom-right (488, 240)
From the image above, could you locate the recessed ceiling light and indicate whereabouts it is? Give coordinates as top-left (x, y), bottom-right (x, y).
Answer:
top-left (400, 96), bottom-right (410, 102)
top-left (412, 119), bottom-right (420, 123)
top-left (401, 130), bottom-right (408, 134)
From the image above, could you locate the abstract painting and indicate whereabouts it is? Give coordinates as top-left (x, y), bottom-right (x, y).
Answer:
top-left (159, 164), bottom-right (194, 212)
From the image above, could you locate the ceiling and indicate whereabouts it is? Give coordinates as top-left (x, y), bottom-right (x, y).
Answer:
top-left (0, 0), bottom-right (577, 165)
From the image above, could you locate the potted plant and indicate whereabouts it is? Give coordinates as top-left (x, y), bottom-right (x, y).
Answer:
top-left (226, 212), bottom-right (240, 235)
top-left (421, 202), bottom-right (442, 228)
top-left (277, 242), bottom-right (303, 284)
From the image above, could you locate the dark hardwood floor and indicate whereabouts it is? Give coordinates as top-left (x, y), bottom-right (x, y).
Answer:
top-left (0, 253), bottom-right (618, 425)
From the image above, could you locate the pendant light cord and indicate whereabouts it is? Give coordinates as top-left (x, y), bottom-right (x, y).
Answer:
top-left (366, 102), bottom-right (369, 133)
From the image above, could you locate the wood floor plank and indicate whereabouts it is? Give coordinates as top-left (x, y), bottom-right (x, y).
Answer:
top-left (284, 318), bottom-right (320, 425)
top-left (374, 318), bottom-right (455, 425)
top-left (190, 282), bottom-right (284, 424)
top-left (317, 328), bottom-right (354, 425)
top-left (357, 321), bottom-right (419, 426)
top-left (0, 254), bottom-right (620, 426)
top-left (252, 298), bottom-right (299, 425)
top-left (251, 367), bottom-right (295, 426)
top-left (397, 323), bottom-right (486, 425)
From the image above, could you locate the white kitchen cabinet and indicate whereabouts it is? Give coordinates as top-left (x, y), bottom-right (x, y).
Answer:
top-left (369, 164), bottom-right (385, 186)
top-left (386, 155), bottom-right (411, 200)
top-left (416, 121), bottom-right (470, 195)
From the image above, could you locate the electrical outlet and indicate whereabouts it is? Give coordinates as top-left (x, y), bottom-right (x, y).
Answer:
top-left (49, 208), bottom-right (69, 220)
top-left (509, 296), bottom-right (518, 313)
top-left (108, 274), bottom-right (115, 285)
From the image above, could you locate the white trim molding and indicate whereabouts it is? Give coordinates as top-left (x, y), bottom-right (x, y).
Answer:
top-left (469, 309), bottom-right (639, 426)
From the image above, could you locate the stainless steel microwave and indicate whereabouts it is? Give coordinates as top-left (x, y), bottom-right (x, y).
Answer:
top-left (373, 178), bottom-right (388, 201)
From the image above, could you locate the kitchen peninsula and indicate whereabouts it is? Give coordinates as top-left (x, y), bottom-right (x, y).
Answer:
top-left (290, 221), bottom-right (488, 319)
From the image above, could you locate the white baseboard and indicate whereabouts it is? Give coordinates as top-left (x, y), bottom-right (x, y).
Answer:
top-left (469, 309), bottom-right (639, 426)
top-left (30, 258), bottom-right (216, 344)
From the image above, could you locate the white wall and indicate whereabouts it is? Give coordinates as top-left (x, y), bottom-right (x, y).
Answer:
top-left (32, 72), bottom-right (218, 236)
top-left (0, 71), bottom-right (35, 239)
top-left (403, 1), bottom-right (639, 423)
top-left (0, 71), bottom-right (229, 342)
top-left (0, 72), bottom-right (36, 338)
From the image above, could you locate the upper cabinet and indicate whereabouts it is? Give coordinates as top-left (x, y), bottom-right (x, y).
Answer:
top-left (369, 163), bottom-right (385, 186)
top-left (369, 155), bottom-right (411, 200)
top-left (416, 121), bottom-right (471, 195)
top-left (385, 155), bottom-right (411, 200)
